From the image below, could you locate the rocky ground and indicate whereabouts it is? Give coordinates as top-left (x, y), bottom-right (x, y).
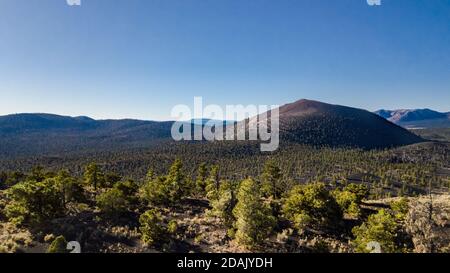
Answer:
top-left (1, 193), bottom-right (448, 253)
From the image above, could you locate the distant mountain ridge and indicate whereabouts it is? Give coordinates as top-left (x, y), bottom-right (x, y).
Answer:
top-left (375, 109), bottom-right (450, 129)
top-left (0, 100), bottom-right (425, 157)
top-left (0, 113), bottom-right (174, 157)
top-left (191, 118), bottom-right (235, 126)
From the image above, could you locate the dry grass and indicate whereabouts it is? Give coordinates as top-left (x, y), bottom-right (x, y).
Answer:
top-left (0, 222), bottom-right (33, 253)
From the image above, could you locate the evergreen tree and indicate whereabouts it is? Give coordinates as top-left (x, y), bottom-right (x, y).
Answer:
top-left (140, 175), bottom-right (169, 205)
top-left (114, 179), bottom-right (138, 198)
top-left (140, 160), bottom-right (187, 206)
top-left (29, 166), bottom-right (46, 182)
top-left (196, 162), bottom-right (208, 195)
top-left (283, 183), bottom-right (342, 230)
top-left (5, 171), bottom-right (25, 187)
top-left (261, 160), bottom-right (283, 199)
top-left (96, 188), bottom-right (129, 217)
top-left (332, 184), bottom-right (368, 219)
top-left (145, 168), bottom-right (155, 182)
top-left (165, 158), bottom-right (187, 204)
top-left (5, 178), bottom-right (65, 225)
top-left (391, 197), bottom-right (409, 222)
top-left (84, 163), bottom-right (105, 191)
top-left (344, 183), bottom-right (369, 203)
top-left (205, 165), bottom-right (220, 202)
top-left (233, 178), bottom-right (276, 248)
top-left (352, 209), bottom-right (400, 253)
top-left (210, 180), bottom-right (237, 231)
top-left (139, 209), bottom-right (166, 246)
top-left (56, 170), bottom-right (85, 207)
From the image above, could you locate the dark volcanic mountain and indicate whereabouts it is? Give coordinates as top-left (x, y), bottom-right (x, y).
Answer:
top-left (0, 100), bottom-right (425, 157)
top-left (375, 109), bottom-right (450, 129)
top-left (247, 99), bottom-right (424, 149)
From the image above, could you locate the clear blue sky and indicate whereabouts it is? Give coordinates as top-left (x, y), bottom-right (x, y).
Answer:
top-left (0, 0), bottom-right (449, 120)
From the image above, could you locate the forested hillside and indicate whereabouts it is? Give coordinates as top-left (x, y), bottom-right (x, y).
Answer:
top-left (0, 154), bottom-right (448, 253)
top-left (0, 101), bottom-right (447, 253)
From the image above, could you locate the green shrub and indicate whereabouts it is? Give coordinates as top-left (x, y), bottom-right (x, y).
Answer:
top-left (114, 179), bottom-right (138, 202)
top-left (5, 178), bottom-right (65, 225)
top-left (391, 197), bottom-right (409, 222)
top-left (167, 220), bottom-right (178, 235)
top-left (140, 176), bottom-right (169, 205)
top-left (47, 235), bottom-right (69, 253)
top-left (96, 188), bottom-right (129, 216)
top-left (332, 184), bottom-right (365, 218)
top-left (3, 172), bottom-right (26, 188)
top-left (140, 159), bottom-right (188, 206)
top-left (283, 183), bottom-right (342, 230)
top-left (352, 209), bottom-right (400, 253)
top-left (344, 183), bottom-right (369, 203)
top-left (139, 209), bottom-right (166, 246)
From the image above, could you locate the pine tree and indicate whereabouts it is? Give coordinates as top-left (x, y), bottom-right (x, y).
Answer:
top-left (283, 183), bottom-right (342, 230)
top-left (96, 187), bottom-right (129, 217)
top-left (140, 159), bottom-right (188, 206)
top-left (332, 183), bottom-right (369, 218)
top-left (56, 170), bottom-right (85, 207)
top-left (205, 165), bottom-right (220, 202)
top-left (352, 209), bottom-right (399, 253)
top-left (196, 162), bottom-right (208, 196)
top-left (165, 158), bottom-right (187, 203)
top-left (5, 177), bottom-right (65, 225)
top-left (139, 209), bottom-right (165, 246)
top-left (140, 175), bottom-right (169, 205)
top-left (84, 163), bottom-right (105, 191)
top-left (233, 178), bottom-right (276, 248)
top-left (210, 180), bottom-right (237, 230)
top-left (261, 160), bottom-right (283, 199)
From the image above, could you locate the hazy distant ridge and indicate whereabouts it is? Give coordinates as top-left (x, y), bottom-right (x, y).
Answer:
top-left (375, 109), bottom-right (450, 129)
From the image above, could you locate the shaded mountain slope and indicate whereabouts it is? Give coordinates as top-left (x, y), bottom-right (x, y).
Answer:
top-left (248, 99), bottom-right (424, 149)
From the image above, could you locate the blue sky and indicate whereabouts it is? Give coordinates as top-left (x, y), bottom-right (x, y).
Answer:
top-left (0, 0), bottom-right (449, 120)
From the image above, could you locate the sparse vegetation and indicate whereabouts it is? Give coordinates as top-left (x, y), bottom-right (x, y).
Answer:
top-left (0, 142), bottom-right (448, 253)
